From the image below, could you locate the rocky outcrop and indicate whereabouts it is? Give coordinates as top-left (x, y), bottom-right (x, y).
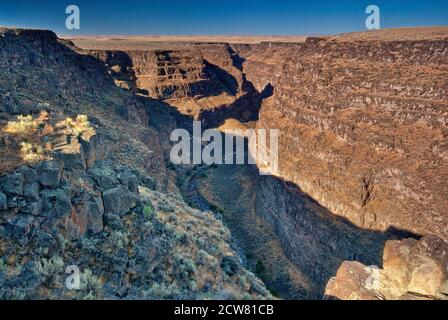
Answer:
top-left (0, 27), bottom-right (270, 300)
top-left (0, 157), bottom-right (271, 299)
top-left (325, 236), bottom-right (448, 300)
top-left (0, 28), bottom-right (114, 116)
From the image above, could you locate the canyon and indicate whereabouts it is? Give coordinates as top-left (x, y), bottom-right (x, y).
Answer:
top-left (0, 26), bottom-right (447, 300)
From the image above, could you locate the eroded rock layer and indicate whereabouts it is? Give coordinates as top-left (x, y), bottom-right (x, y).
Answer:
top-left (91, 44), bottom-right (263, 126)
top-left (243, 34), bottom-right (448, 241)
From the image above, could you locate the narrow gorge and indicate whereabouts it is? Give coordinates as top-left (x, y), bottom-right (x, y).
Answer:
top-left (82, 29), bottom-right (448, 299)
top-left (1, 27), bottom-right (447, 300)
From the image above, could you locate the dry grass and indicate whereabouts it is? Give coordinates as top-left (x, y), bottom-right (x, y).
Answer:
top-left (0, 112), bottom-right (92, 175)
top-left (20, 142), bottom-right (45, 162)
top-left (4, 115), bottom-right (39, 135)
top-left (57, 115), bottom-right (90, 136)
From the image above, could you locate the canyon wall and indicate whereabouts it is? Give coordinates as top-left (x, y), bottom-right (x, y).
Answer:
top-left (69, 29), bottom-right (448, 299)
top-left (0, 28), bottom-right (271, 300)
top-left (91, 44), bottom-right (263, 127)
top-left (243, 36), bottom-right (448, 241)
top-left (254, 173), bottom-right (398, 297)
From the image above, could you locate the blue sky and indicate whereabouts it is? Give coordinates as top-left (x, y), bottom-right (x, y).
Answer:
top-left (0, 0), bottom-right (447, 35)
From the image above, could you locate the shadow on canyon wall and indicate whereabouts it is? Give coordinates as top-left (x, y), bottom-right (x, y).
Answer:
top-left (91, 49), bottom-right (421, 300)
top-left (93, 49), bottom-right (270, 128)
top-left (255, 171), bottom-right (420, 298)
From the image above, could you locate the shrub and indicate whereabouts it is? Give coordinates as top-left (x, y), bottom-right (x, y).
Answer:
top-left (20, 142), bottom-right (44, 162)
top-left (79, 268), bottom-right (102, 298)
top-left (4, 115), bottom-right (39, 135)
top-left (36, 256), bottom-right (64, 278)
top-left (143, 204), bottom-right (154, 220)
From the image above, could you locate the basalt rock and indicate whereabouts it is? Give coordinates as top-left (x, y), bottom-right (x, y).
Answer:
top-left (325, 236), bottom-right (448, 300)
top-left (0, 192), bottom-right (7, 211)
top-left (91, 44), bottom-right (264, 126)
top-left (0, 172), bottom-right (24, 196)
top-left (243, 33), bottom-right (448, 241)
top-left (37, 161), bottom-right (62, 188)
top-left (102, 185), bottom-right (138, 217)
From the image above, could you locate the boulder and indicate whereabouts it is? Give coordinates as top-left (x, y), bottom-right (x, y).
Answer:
top-left (0, 192), bottom-right (7, 211)
top-left (65, 210), bottom-right (87, 241)
top-left (102, 186), bottom-right (137, 216)
top-left (41, 189), bottom-right (72, 218)
top-left (7, 196), bottom-right (26, 209)
top-left (104, 213), bottom-right (123, 230)
top-left (117, 170), bottom-right (139, 193)
top-left (0, 172), bottom-right (24, 196)
top-left (23, 182), bottom-right (40, 202)
top-left (407, 258), bottom-right (445, 297)
top-left (325, 237), bottom-right (448, 300)
top-left (54, 147), bottom-right (86, 170)
top-left (19, 166), bottom-right (38, 184)
top-left (37, 161), bottom-right (62, 188)
top-left (9, 215), bottom-right (37, 245)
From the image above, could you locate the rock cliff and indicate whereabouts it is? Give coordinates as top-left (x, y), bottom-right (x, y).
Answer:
top-left (243, 33), bottom-right (448, 241)
top-left (90, 43), bottom-right (263, 127)
top-left (72, 27), bottom-right (448, 300)
top-left (239, 29), bottom-right (448, 299)
top-left (0, 28), bottom-right (271, 300)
